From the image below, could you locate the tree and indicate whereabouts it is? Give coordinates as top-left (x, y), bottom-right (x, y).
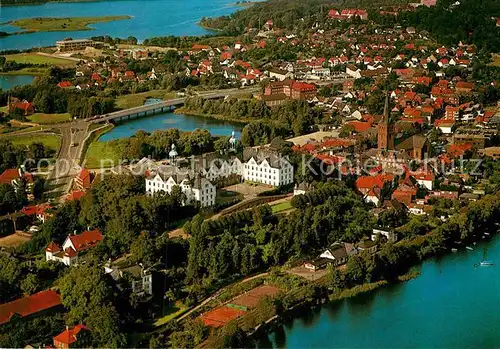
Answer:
top-left (326, 266), bottom-right (346, 292)
top-left (20, 273), bottom-right (41, 295)
top-left (58, 262), bottom-right (125, 346)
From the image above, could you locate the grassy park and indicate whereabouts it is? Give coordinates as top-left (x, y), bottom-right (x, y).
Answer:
top-left (270, 201), bottom-right (292, 214)
top-left (27, 113), bottom-right (72, 124)
top-left (4, 53), bottom-right (76, 67)
top-left (10, 16), bottom-right (131, 33)
top-left (84, 140), bottom-right (120, 169)
top-left (9, 133), bottom-right (61, 154)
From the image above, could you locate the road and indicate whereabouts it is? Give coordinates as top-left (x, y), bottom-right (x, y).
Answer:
top-left (44, 120), bottom-right (89, 200)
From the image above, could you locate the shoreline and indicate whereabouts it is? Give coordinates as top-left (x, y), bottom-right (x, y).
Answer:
top-left (4, 15), bottom-right (131, 35)
top-left (174, 106), bottom-right (253, 124)
top-left (246, 228), bottom-right (500, 344)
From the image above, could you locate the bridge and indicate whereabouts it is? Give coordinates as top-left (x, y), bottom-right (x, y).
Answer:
top-left (87, 88), bottom-right (260, 124)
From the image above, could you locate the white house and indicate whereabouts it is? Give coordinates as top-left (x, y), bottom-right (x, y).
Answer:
top-left (45, 229), bottom-right (103, 266)
top-left (319, 243), bottom-right (348, 266)
top-left (145, 170), bottom-right (216, 207)
top-left (242, 148), bottom-right (294, 186)
top-left (363, 187), bottom-right (381, 206)
top-left (371, 227), bottom-right (398, 243)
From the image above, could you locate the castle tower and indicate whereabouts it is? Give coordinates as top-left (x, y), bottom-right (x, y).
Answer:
top-left (378, 92), bottom-right (394, 150)
top-left (169, 144), bottom-right (178, 164)
top-left (229, 130), bottom-right (237, 152)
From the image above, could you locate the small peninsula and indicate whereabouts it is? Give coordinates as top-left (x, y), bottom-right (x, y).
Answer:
top-left (8, 15), bottom-right (131, 33)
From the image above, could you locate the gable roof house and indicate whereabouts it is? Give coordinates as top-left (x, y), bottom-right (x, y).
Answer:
top-left (320, 243), bottom-right (349, 266)
top-left (53, 324), bottom-right (90, 349)
top-left (45, 229), bottom-right (104, 266)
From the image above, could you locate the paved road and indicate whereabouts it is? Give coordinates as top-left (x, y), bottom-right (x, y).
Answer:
top-left (44, 120), bottom-right (89, 201)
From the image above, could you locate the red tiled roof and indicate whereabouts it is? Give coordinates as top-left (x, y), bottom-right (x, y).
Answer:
top-left (356, 174), bottom-right (394, 190)
top-left (64, 247), bottom-right (78, 258)
top-left (45, 241), bottom-right (61, 253)
top-left (66, 190), bottom-right (85, 201)
top-left (0, 169), bottom-right (21, 185)
top-left (346, 121), bottom-right (372, 133)
top-left (21, 205), bottom-right (37, 216)
top-left (57, 81), bottom-right (73, 88)
top-left (53, 324), bottom-right (89, 345)
top-left (0, 290), bottom-right (61, 325)
top-left (67, 229), bottom-right (103, 252)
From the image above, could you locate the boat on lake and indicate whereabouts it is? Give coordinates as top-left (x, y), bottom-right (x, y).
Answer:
top-left (466, 246), bottom-right (474, 251)
top-left (480, 248), bottom-right (494, 267)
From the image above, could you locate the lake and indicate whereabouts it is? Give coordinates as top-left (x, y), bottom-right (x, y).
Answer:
top-left (259, 233), bottom-right (500, 348)
top-left (0, 0), bottom-right (246, 51)
top-left (0, 74), bottom-right (35, 90)
top-left (100, 111), bottom-right (243, 141)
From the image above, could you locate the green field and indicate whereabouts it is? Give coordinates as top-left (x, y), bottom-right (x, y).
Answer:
top-left (4, 53), bottom-right (76, 67)
top-left (153, 302), bottom-right (188, 327)
top-left (27, 113), bottom-right (71, 124)
top-left (9, 133), bottom-right (61, 153)
top-left (84, 140), bottom-right (121, 169)
top-left (115, 90), bottom-right (177, 110)
top-left (10, 16), bottom-right (131, 33)
top-left (270, 201), bottom-right (292, 214)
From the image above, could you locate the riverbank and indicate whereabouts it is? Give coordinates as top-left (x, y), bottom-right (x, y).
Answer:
top-left (7, 15), bottom-right (131, 33)
top-left (258, 233), bottom-right (500, 348)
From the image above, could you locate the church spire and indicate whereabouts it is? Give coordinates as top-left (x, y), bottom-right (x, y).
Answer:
top-left (383, 91), bottom-right (390, 124)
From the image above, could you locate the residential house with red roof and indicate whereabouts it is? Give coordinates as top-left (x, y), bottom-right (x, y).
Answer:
top-left (57, 81), bottom-right (73, 88)
top-left (8, 98), bottom-right (35, 116)
top-left (45, 229), bottom-right (103, 266)
top-left (53, 324), bottom-right (90, 349)
top-left (0, 290), bottom-right (62, 326)
top-left (74, 168), bottom-right (93, 191)
top-left (21, 203), bottom-right (53, 223)
top-left (0, 168), bottom-right (34, 196)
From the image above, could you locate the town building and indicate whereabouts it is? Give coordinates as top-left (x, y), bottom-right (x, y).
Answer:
top-left (105, 264), bottom-right (154, 297)
top-left (0, 290), bottom-right (62, 326)
top-left (45, 229), bottom-right (104, 266)
top-left (56, 39), bottom-right (96, 52)
top-left (372, 227), bottom-right (398, 243)
top-left (53, 324), bottom-right (90, 349)
top-left (74, 168), bottom-right (93, 191)
top-left (145, 169), bottom-right (216, 207)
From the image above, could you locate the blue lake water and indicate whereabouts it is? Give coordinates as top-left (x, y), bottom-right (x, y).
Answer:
top-left (0, 74), bottom-right (35, 90)
top-left (260, 233), bottom-right (500, 348)
top-left (100, 111), bottom-right (243, 141)
top-left (0, 0), bottom-right (245, 50)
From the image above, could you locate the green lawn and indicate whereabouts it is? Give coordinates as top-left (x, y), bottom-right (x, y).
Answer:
top-left (10, 15), bottom-right (131, 33)
top-left (270, 201), bottom-right (292, 214)
top-left (27, 113), bottom-right (71, 124)
top-left (4, 53), bottom-right (76, 67)
top-left (9, 133), bottom-right (61, 154)
top-left (216, 189), bottom-right (243, 205)
top-left (84, 140), bottom-right (121, 169)
top-left (115, 90), bottom-right (177, 110)
top-left (153, 302), bottom-right (188, 327)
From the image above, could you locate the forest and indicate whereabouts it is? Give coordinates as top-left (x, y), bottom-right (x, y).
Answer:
top-left (183, 96), bottom-right (320, 146)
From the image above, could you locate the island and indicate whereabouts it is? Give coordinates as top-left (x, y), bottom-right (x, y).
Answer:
top-left (8, 15), bottom-right (131, 33)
